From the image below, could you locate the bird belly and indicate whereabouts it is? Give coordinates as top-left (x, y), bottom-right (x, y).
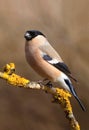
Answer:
top-left (25, 52), bottom-right (61, 81)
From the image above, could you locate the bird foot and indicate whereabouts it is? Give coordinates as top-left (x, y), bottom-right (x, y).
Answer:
top-left (46, 81), bottom-right (53, 88)
top-left (37, 79), bottom-right (53, 88)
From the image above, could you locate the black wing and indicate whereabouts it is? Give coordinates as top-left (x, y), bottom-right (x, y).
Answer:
top-left (53, 62), bottom-right (71, 75)
top-left (43, 54), bottom-right (77, 82)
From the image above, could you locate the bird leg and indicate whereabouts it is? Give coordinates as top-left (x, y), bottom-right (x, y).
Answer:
top-left (37, 78), bottom-right (53, 88)
top-left (45, 81), bottom-right (53, 88)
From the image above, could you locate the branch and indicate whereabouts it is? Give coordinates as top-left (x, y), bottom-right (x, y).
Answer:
top-left (0, 63), bottom-right (80, 130)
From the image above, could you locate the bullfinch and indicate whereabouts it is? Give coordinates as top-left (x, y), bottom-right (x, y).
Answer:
top-left (24, 30), bottom-right (86, 111)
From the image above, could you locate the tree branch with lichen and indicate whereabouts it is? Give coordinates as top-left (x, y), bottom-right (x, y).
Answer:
top-left (0, 63), bottom-right (80, 130)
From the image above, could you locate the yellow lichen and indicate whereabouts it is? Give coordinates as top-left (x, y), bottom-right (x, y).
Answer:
top-left (3, 63), bottom-right (15, 74)
top-left (1, 63), bottom-right (29, 87)
top-left (7, 73), bottom-right (30, 87)
top-left (55, 88), bottom-right (72, 114)
top-left (71, 119), bottom-right (80, 130)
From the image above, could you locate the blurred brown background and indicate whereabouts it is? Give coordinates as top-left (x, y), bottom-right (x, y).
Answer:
top-left (0, 0), bottom-right (89, 130)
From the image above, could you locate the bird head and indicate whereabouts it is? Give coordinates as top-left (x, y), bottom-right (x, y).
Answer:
top-left (24, 30), bottom-right (45, 41)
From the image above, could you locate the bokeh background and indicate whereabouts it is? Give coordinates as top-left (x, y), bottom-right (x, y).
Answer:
top-left (0, 0), bottom-right (89, 130)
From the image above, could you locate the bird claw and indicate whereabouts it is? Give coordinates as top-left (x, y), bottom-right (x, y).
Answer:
top-left (46, 81), bottom-right (53, 88)
top-left (37, 79), bottom-right (53, 88)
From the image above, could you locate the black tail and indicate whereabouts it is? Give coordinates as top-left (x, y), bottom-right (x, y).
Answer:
top-left (64, 79), bottom-right (86, 111)
top-left (74, 93), bottom-right (86, 111)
